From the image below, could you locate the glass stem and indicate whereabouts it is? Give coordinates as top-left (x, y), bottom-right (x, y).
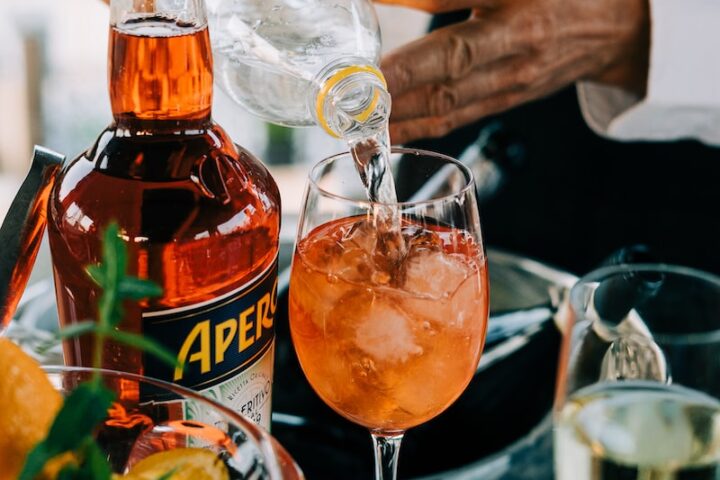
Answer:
top-left (371, 431), bottom-right (404, 480)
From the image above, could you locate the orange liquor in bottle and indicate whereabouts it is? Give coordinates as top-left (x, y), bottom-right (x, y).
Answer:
top-left (47, 0), bottom-right (280, 429)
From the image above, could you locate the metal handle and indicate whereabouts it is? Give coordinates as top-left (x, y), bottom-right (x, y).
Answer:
top-left (0, 145), bottom-right (64, 332)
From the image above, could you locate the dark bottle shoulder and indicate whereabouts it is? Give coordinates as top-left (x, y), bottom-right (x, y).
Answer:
top-left (53, 122), bottom-right (279, 201)
top-left (49, 121), bottom-right (280, 238)
top-left (58, 121), bottom-right (274, 184)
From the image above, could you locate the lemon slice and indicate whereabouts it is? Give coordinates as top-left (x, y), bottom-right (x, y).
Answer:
top-left (126, 448), bottom-right (229, 480)
top-left (315, 64), bottom-right (387, 138)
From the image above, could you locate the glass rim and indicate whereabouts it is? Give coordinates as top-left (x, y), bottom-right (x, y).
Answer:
top-left (42, 365), bottom-right (288, 478)
top-left (307, 146), bottom-right (476, 208)
top-left (570, 263), bottom-right (720, 343)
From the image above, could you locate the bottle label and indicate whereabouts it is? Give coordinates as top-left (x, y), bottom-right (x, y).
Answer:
top-left (140, 258), bottom-right (278, 430)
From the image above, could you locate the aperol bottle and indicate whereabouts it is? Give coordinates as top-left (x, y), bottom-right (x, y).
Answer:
top-left (47, 0), bottom-right (280, 429)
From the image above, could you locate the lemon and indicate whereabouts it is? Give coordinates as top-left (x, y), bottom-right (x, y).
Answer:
top-left (126, 448), bottom-right (230, 480)
top-left (0, 338), bottom-right (63, 480)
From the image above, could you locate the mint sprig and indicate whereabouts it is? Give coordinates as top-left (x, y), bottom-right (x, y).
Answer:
top-left (19, 221), bottom-right (183, 479)
top-left (86, 222), bottom-right (173, 378)
top-left (19, 383), bottom-right (115, 480)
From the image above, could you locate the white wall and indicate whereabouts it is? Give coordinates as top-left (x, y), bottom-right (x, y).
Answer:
top-left (0, 0), bottom-right (429, 221)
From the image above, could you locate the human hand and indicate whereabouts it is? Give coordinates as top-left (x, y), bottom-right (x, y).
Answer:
top-left (377, 0), bottom-right (650, 144)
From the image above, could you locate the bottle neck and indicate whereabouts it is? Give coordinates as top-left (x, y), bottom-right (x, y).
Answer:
top-left (312, 59), bottom-right (390, 140)
top-left (109, 1), bottom-right (213, 127)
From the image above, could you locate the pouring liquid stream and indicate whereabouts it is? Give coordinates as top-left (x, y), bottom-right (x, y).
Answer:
top-left (345, 122), bottom-right (407, 275)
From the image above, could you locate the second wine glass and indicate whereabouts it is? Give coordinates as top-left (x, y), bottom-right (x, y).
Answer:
top-left (288, 148), bottom-right (489, 479)
top-left (554, 263), bottom-right (720, 479)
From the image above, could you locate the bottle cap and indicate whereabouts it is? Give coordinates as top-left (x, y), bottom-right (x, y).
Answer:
top-left (315, 64), bottom-right (387, 138)
top-left (0, 146), bottom-right (64, 332)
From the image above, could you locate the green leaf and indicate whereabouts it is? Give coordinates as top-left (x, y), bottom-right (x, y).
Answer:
top-left (108, 329), bottom-right (183, 370)
top-left (35, 321), bottom-right (99, 354)
top-left (57, 464), bottom-right (80, 480)
top-left (53, 437), bottom-right (112, 480)
top-left (98, 222), bottom-right (123, 328)
top-left (57, 321), bottom-right (99, 340)
top-left (18, 383), bottom-right (115, 480)
top-left (119, 277), bottom-right (163, 300)
top-left (79, 438), bottom-right (112, 480)
top-left (102, 222), bottom-right (127, 288)
top-left (19, 444), bottom-right (53, 480)
top-left (21, 221), bottom-right (172, 479)
top-left (86, 264), bottom-right (106, 288)
top-left (45, 383), bottom-right (114, 450)
top-left (107, 299), bottom-right (125, 328)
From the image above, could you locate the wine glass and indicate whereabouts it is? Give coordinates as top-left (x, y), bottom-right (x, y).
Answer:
top-left (288, 147), bottom-right (490, 479)
top-left (553, 263), bottom-right (720, 479)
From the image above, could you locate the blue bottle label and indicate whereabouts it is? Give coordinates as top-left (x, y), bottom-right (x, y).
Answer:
top-left (140, 258), bottom-right (278, 428)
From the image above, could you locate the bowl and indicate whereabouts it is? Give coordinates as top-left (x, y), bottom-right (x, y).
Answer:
top-left (44, 366), bottom-right (304, 479)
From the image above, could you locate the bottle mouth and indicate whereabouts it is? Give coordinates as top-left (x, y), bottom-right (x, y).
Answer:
top-left (110, 0), bottom-right (208, 30)
top-left (314, 64), bottom-right (388, 138)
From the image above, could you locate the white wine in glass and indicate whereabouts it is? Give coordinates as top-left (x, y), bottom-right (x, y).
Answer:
top-left (556, 381), bottom-right (720, 479)
top-left (554, 264), bottom-right (720, 480)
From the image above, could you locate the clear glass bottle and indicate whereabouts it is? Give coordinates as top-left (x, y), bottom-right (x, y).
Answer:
top-left (208, 0), bottom-right (390, 139)
top-left (47, 0), bottom-right (281, 429)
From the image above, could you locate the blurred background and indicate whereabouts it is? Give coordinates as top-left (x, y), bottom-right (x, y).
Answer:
top-left (0, 0), bottom-right (430, 239)
top-left (5, 0), bottom-right (720, 278)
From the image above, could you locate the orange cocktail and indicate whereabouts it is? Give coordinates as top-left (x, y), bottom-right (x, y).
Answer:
top-left (289, 216), bottom-right (488, 431)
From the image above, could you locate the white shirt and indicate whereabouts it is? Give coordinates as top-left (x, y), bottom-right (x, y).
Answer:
top-left (577, 0), bottom-right (720, 146)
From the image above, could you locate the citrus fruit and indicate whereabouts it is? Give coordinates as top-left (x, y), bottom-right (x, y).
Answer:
top-left (126, 448), bottom-right (230, 480)
top-left (37, 452), bottom-right (78, 480)
top-left (0, 337), bottom-right (63, 480)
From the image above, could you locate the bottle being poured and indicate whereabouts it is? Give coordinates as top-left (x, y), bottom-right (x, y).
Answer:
top-left (208, 0), bottom-right (406, 266)
top-left (314, 59), bottom-right (406, 269)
